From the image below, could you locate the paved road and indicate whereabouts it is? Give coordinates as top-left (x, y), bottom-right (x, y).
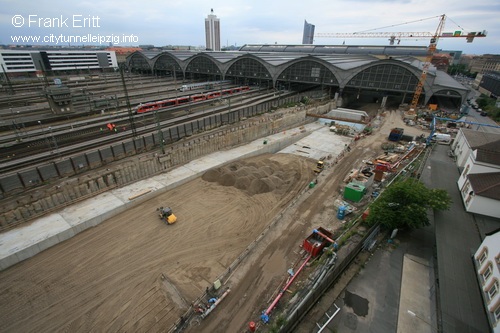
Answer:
top-left (430, 144), bottom-right (491, 333)
top-left (322, 210), bottom-right (438, 333)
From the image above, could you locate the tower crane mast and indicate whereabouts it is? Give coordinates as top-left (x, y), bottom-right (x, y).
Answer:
top-left (409, 14), bottom-right (446, 114)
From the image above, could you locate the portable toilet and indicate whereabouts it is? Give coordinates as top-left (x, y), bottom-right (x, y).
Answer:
top-left (343, 183), bottom-right (366, 202)
top-left (337, 206), bottom-right (346, 220)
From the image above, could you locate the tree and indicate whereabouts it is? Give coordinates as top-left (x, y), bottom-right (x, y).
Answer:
top-left (365, 179), bottom-right (451, 230)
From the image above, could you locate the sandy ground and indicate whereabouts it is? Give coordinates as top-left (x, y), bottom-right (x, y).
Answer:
top-left (0, 107), bottom-right (425, 333)
top-left (0, 154), bottom-right (316, 332)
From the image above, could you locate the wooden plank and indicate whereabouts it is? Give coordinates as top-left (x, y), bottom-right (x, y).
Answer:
top-left (128, 189), bottom-right (152, 201)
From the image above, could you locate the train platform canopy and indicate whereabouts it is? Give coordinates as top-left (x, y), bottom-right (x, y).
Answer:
top-left (127, 47), bottom-right (433, 78)
top-left (126, 45), bottom-right (468, 108)
top-left (238, 44), bottom-right (429, 57)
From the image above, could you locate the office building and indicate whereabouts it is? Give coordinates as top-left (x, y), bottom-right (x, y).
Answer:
top-left (302, 20), bottom-right (315, 44)
top-left (0, 49), bottom-right (117, 75)
top-left (205, 9), bottom-right (221, 51)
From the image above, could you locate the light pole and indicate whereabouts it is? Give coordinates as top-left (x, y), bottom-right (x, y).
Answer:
top-left (48, 126), bottom-right (60, 156)
top-left (154, 109), bottom-right (165, 154)
top-left (38, 121), bottom-right (51, 150)
top-left (12, 120), bottom-right (21, 142)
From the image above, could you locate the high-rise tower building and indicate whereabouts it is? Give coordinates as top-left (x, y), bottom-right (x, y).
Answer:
top-left (205, 9), bottom-right (221, 51)
top-left (302, 20), bottom-right (315, 44)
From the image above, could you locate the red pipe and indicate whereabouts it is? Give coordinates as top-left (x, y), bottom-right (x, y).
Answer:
top-left (391, 145), bottom-right (415, 169)
top-left (265, 254), bottom-right (312, 315)
top-left (313, 229), bottom-right (335, 244)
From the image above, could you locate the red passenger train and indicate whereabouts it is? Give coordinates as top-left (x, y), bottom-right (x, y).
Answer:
top-left (135, 86), bottom-right (250, 114)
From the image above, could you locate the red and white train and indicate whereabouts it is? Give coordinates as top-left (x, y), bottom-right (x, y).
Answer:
top-left (135, 86), bottom-right (250, 114)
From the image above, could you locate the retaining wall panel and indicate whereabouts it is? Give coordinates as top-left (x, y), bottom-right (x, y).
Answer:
top-left (183, 124), bottom-right (192, 136)
top-left (111, 143), bottom-right (125, 158)
top-left (123, 141), bottom-right (136, 156)
top-left (19, 169), bottom-right (42, 187)
top-left (170, 126), bottom-right (179, 140)
top-left (152, 132), bottom-right (161, 146)
top-left (70, 155), bottom-right (89, 172)
top-left (54, 159), bottom-right (74, 177)
top-left (134, 137), bottom-right (145, 152)
top-left (144, 135), bottom-right (155, 149)
top-left (193, 121), bottom-right (201, 133)
top-left (0, 175), bottom-right (24, 193)
top-left (99, 147), bottom-right (114, 162)
top-left (86, 151), bottom-right (102, 168)
top-left (37, 164), bottom-right (59, 181)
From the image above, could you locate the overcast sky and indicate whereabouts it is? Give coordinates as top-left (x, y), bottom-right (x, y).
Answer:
top-left (1, 0), bottom-right (498, 55)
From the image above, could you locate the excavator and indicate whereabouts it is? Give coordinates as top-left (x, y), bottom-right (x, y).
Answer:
top-left (158, 207), bottom-right (177, 225)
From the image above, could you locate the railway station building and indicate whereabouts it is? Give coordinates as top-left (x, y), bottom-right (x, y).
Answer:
top-left (126, 44), bottom-right (469, 111)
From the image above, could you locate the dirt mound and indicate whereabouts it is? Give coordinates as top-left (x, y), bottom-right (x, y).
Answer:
top-left (201, 157), bottom-right (300, 196)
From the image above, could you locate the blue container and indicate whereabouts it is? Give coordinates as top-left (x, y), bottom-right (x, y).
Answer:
top-left (337, 206), bottom-right (346, 220)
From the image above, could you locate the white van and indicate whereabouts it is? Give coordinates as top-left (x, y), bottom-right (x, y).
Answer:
top-left (432, 133), bottom-right (452, 145)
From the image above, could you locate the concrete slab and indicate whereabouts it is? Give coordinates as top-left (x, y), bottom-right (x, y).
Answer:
top-left (0, 214), bottom-right (70, 258)
top-left (397, 254), bottom-right (434, 333)
top-left (279, 127), bottom-right (352, 160)
top-left (0, 213), bottom-right (71, 270)
top-left (60, 192), bottom-right (125, 227)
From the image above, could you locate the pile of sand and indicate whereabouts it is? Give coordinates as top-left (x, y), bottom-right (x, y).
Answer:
top-left (202, 158), bottom-right (300, 196)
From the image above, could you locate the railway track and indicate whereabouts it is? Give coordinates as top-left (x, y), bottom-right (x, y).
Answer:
top-left (0, 76), bottom-right (179, 122)
top-left (0, 89), bottom-right (289, 175)
top-left (0, 77), bottom-right (241, 130)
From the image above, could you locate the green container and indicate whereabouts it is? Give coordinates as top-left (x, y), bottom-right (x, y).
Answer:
top-left (309, 182), bottom-right (316, 189)
top-left (343, 183), bottom-right (365, 202)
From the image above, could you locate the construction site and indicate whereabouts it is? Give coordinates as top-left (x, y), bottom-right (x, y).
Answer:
top-left (0, 98), bottom-right (438, 332)
top-left (1, 13), bottom-right (495, 333)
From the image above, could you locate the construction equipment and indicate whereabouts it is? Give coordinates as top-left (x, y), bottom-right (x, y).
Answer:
top-left (315, 15), bottom-right (487, 45)
top-left (407, 14), bottom-right (447, 115)
top-left (157, 206), bottom-right (177, 225)
top-left (314, 160), bottom-right (325, 173)
top-left (388, 128), bottom-right (404, 142)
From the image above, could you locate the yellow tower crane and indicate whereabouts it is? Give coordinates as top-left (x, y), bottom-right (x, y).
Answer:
top-left (408, 14), bottom-right (447, 115)
top-left (315, 14), bottom-right (487, 114)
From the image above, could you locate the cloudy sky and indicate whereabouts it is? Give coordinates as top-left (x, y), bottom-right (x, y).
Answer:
top-left (1, 0), bottom-right (498, 54)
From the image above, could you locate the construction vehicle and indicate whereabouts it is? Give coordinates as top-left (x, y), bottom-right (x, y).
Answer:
top-left (158, 206), bottom-right (177, 225)
top-left (388, 128), bottom-right (404, 142)
top-left (314, 161), bottom-right (325, 173)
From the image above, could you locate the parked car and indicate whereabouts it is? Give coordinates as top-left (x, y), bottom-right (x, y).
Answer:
top-left (480, 111), bottom-right (488, 116)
